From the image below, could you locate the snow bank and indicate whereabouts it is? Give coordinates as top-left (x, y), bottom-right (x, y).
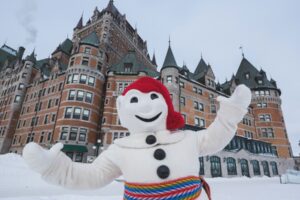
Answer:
top-left (1, 153), bottom-right (300, 200)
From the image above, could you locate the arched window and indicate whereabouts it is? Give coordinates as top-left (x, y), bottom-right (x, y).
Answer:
top-left (251, 160), bottom-right (261, 176)
top-left (262, 161), bottom-right (270, 177)
top-left (199, 157), bottom-right (204, 175)
top-left (270, 161), bottom-right (278, 176)
top-left (240, 159), bottom-right (250, 177)
top-left (227, 157), bottom-right (237, 175)
top-left (210, 156), bottom-right (222, 177)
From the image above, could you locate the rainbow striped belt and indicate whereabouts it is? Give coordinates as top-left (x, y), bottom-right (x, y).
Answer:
top-left (124, 176), bottom-right (211, 200)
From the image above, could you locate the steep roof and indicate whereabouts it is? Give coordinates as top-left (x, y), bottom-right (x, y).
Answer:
top-left (194, 57), bottom-right (208, 75)
top-left (235, 58), bottom-right (278, 90)
top-left (0, 45), bottom-right (17, 70)
top-left (151, 53), bottom-right (157, 66)
top-left (162, 45), bottom-right (178, 68)
top-left (109, 50), bottom-right (159, 77)
top-left (25, 50), bottom-right (36, 63)
top-left (74, 15), bottom-right (83, 30)
top-left (52, 38), bottom-right (73, 55)
top-left (80, 32), bottom-right (100, 47)
top-left (103, 0), bottom-right (121, 17)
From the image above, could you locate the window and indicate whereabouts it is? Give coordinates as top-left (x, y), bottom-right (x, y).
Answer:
top-left (60, 127), bottom-right (68, 140)
top-left (180, 96), bottom-right (185, 106)
top-left (80, 74), bottom-right (87, 84)
top-left (195, 117), bottom-right (201, 127)
top-left (210, 156), bottom-right (222, 177)
top-left (81, 57), bottom-right (89, 66)
top-left (227, 157), bottom-right (237, 175)
top-left (166, 76), bottom-right (172, 83)
top-left (18, 83), bottom-right (25, 90)
top-left (69, 127), bottom-right (78, 140)
top-left (252, 160), bottom-right (261, 176)
top-left (51, 114), bottom-right (56, 122)
top-left (211, 105), bottom-right (216, 113)
top-left (198, 88), bottom-right (203, 95)
top-left (245, 73), bottom-right (250, 79)
top-left (65, 107), bottom-right (72, 118)
top-left (70, 57), bottom-right (75, 66)
top-left (193, 87), bottom-right (197, 93)
top-left (67, 74), bottom-right (72, 84)
top-left (44, 115), bottom-right (48, 124)
top-left (14, 95), bottom-right (21, 103)
top-left (262, 161), bottom-right (270, 177)
top-left (240, 159), bottom-right (250, 177)
top-left (69, 90), bottom-right (76, 100)
top-left (82, 109), bottom-right (90, 120)
top-left (72, 74), bottom-right (79, 83)
top-left (85, 92), bottom-right (92, 103)
top-left (258, 79), bottom-right (263, 85)
top-left (75, 152), bottom-right (83, 162)
top-left (76, 90), bottom-right (84, 101)
top-left (73, 107), bottom-right (81, 119)
top-left (261, 128), bottom-right (274, 138)
top-left (244, 131), bottom-right (253, 139)
top-left (88, 76), bottom-right (95, 86)
top-left (48, 99), bottom-right (52, 108)
top-left (179, 81), bottom-right (184, 88)
top-left (199, 157), bottom-right (205, 175)
top-left (84, 47), bottom-right (91, 54)
top-left (259, 114), bottom-right (271, 122)
top-left (79, 128), bottom-right (87, 142)
top-left (124, 63), bottom-right (133, 72)
top-left (271, 162), bottom-right (278, 175)
top-left (22, 73), bottom-right (27, 78)
top-left (39, 132), bottom-right (45, 143)
top-left (272, 146), bottom-right (278, 156)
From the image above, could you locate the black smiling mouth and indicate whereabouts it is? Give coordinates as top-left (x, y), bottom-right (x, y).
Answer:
top-left (135, 112), bottom-right (162, 122)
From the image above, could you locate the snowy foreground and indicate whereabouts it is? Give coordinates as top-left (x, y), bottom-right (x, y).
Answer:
top-left (0, 153), bottom-right (299, 200)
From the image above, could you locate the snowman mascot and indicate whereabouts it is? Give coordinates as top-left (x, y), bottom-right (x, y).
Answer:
top-left (23, 76), bottom-right (251, 200)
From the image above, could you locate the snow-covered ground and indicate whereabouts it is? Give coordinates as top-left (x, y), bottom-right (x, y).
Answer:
top-left (0, 153), bottom-right (299, 200)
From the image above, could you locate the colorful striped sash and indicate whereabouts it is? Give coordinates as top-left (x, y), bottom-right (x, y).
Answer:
top-left (124, 176), bottom-right (211, 200)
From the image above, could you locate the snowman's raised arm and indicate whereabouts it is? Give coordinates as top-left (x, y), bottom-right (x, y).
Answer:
top-left (189, 85), bottom-right (251, 156)
top-left (23, 143), bottom-right (122, 189)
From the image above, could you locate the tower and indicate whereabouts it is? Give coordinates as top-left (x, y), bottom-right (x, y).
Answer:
top-left (53, 32), bottom-right (106, 161)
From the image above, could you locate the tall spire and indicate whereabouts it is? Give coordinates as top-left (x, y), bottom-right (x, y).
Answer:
top-left (151, 52), bottom-right (157, 66)
top-left (74, 14), bottom-right (83, 30)
top-left (162, 40), bottom-right (177, 68)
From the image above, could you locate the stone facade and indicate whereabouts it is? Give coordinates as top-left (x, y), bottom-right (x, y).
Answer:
top-left (0, 0), bottom-right (295, 176)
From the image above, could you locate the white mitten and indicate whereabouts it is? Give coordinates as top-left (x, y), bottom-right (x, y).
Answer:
top-left (217, 84), bottom-right (251, 110)
top-left (23, 142), bottom-right (63, 174)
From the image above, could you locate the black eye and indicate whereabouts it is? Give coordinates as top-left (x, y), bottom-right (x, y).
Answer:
top-left (130, 97), bottom-right (138, 103)
top-left (150, 93), bottom-right (158, 100)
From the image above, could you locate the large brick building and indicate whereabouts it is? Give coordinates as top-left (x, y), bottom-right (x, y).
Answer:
top-left (0, 0), bottom-right (295, 177)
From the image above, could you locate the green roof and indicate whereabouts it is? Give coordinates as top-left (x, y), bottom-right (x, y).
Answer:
top-left (62, 144), bottom-right (88, 153)
top-left (162, 45), bottom-right (178, 68)
top-left (80, 32), bottom-right (100, 47)
top-left (52, 38), bottom-right (73, 55)
top-left (109, 50), bottom-right (159, 77)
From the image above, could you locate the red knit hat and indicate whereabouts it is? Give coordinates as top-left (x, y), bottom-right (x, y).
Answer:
top-left (122, 76), bottom-right (185, 131)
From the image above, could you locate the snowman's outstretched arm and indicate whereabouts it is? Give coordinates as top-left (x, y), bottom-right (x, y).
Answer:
top-left (23, 143), bottom-right (121, 189)
top-left (192, 85), bottom-right (251, 156)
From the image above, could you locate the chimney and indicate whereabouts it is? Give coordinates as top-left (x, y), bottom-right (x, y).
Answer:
top-left (17, 46), bottom-right (25, 61)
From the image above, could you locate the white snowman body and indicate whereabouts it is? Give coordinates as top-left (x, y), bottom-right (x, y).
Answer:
top-left (23, 78), bottom-right (251, 199)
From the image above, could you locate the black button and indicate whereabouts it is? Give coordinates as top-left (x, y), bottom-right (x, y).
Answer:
top-left (157, 165), bottom-right (170, 179)
top-left (154, 149), bottom-right (166, 160)
top-left (146, 135), bottom-right (156, 145)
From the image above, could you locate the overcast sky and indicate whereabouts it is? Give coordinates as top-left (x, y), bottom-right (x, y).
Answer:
top-left (1, 0), bottom-right (299, 155)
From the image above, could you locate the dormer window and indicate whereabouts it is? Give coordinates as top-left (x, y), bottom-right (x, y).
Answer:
top-left (84, 47), bottom-right (91, 54)
top-left (124, 63), bottom-right (133, 72)
top-left (245, 73), bottom-right (250, 79)
top-left (184, 71), bottom-right (188, 76)
top-left (258, 79), bottom-right (263, 85)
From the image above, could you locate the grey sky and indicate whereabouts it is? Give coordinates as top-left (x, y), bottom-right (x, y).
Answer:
top-left (1, 0), bottom-right (299, 155)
